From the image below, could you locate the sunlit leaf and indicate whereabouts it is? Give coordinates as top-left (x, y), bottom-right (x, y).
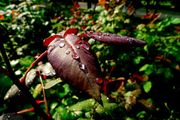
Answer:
top-left (139, 64), bottom-right (153, 75)
top-left (143, 81), bottom-right (152, 93)
top-left (50, 102), bottom-right (58, 110)
top-left (134, 56), bottom-right (145, 64)
top-left (37, 62), bottom-right (56, 77)
top-left (44, 78), bottom-right (62, 89)
top-left (19, 56), bottom-right (34, 68)
top-left (33, 84), bottom-right (42, 98)
top-left (10, 59), bottom-right (19, 67)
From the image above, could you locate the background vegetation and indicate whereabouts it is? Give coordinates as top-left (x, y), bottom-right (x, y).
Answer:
top-left (0, 0), bottom-right (180, 119)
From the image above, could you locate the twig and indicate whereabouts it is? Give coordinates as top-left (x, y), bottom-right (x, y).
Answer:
top-left (19, 51), bottom-right (48, 84)
top-left (0, 38), bottom-right (51, 120)
top-left (38, 70), bottom-right (51, 117)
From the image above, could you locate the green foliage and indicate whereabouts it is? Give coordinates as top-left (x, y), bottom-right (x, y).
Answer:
top-left (19, 55), bottom-right (34, 68)
top-left (0, 0), bottom-right (180, 120)
top-left (143, 81), bottom-right (152, 93)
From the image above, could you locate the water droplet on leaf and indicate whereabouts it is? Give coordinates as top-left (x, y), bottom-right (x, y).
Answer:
top-left (105, 33), bottom-right (110, 36)
top-left (79, 63), bottom-right (88, 73)
top-left (60, 38), bottom-right (65, 41)
top-left (76, 45), bottom-right (80, 49)
top-left (66, 50), bottom-right (70, 55)
top-left (81, 44), bottom-right (90, 50)
top-left (72, 53), bottom-right (79, 60)
top-left (59, 41), bottom-right (65, 48)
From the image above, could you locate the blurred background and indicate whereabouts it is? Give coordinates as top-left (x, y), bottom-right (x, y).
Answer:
top-left (0, 0), bottom-right (180, 119)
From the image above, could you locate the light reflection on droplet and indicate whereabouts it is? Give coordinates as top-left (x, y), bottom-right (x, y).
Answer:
top-left (76, 45), bottom-right (80, 49)
top-left (79, 63), bottom-right (88, 73)
top-left (81, 44), bottom-right (90, 51)
top-left (59, 42), bottom-right (65, 48)
top-left (66, 50), bottom-right (70, 55)
top-left (79, 63), bottom-right (85, 70)
top-left (85, 46), bottom-right (89, 50)
top-left (60, 38), bottom-right (65, 41)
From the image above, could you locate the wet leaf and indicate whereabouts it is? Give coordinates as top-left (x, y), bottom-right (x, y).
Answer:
top-left (4, 85), bottom-right (20, 100)
top-left (25, 69), bottom-right (36, 87)
top-left (37, 62), bottom-right (56, 77)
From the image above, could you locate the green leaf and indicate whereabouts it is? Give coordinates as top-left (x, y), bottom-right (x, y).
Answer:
top-left (134, 56), bottom-right (144, 64)
top-left (136, 111), bottom-right (146, 118)
top-left (33, 84), bottom-right (42, 98)
top-left (44, 78), bottom-right (62, 89)
top-left (139, 64), bottom-right (149, 71)
top-left (54, 106), bottom-right (74, 120)
top-left (171, 18), bottom-right (180, 24)
top-left (19, 56), bottom-right (34, 68)
top-left (68, 99), bottom-right (96, 112)
top-left (50, 102), bottom-right (58, 110)
top-left (139, 64), bottom-right (153, 75)
top-left (58, 84), bottom-right (71, 98)
top-left (143, 81), bottom-right (152, 93)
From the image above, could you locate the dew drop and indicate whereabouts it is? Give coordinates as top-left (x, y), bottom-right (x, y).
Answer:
top-left (128, 38), bottom-right (133, 45)
top-left (76, 45), bottom-right (80, 49)
top-left (60, 38), bottom-right (65, 41)
top-left (81, 44), bottom-right (90, 51)
top-left (59, 41), bottom-right (65, 48)
top-left (85, 46), bottom-right (89, 50)
top-left (66, 50), bottom-right (70, 55)
top-left (106, 33), bottom-right (110, 36)
top-left (79, 63), bottom-right (88, 73)
top-left (106, 97), bottom-right (109, 100)
top-left (48, 45), bottom-right (55, 53)
top-left (72, 53), bottom-right (79, 60)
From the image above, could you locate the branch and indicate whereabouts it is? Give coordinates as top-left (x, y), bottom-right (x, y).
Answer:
top-left (0, 37), bottom-right (51, 120)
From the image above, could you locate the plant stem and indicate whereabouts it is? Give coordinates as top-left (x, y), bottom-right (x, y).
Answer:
top-left (38, 71), bottom-right (50, 117)
top-left (0, 38), bottom-right (51, 120)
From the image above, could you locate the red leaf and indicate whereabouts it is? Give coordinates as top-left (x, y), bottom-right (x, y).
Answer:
top-left (63, 28), bottom-right (78, 37)
top-left (43, 35), bottom-right (61, 47)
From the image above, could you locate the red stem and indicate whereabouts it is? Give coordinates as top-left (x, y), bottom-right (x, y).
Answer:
top-left (20, 51), bottom-right (48, 84)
